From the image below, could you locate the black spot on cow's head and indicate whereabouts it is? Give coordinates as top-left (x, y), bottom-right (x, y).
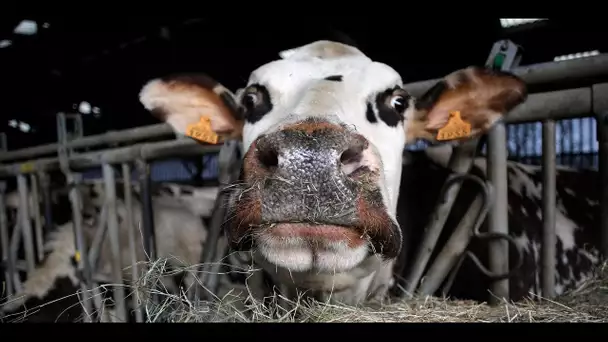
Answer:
top-left (365, 102), bottom-right (377, 123)
top-left (240, 83), bottom-right (273, 124)
top-left (324, 75), bottom-right (343, 82)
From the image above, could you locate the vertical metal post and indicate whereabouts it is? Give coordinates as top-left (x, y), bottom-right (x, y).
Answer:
top-left (541, 121), bottom-right (557, 299)
top-left (66, 173), bottom-right (95, 322)
top-left (122, 162), bottom-right (144, 323)
top-left (597, 111), bottom-right (608, 258)
top-left (197, 140), bottom-right (243, 300)
top-left (57, 112), bottom-right (96, 322)
top-left (135, 159), bottom-right (157, 262)
top-left (37, 172), bottom-right (54, 233)
top-left (102, 163), bottom-right (127, 322)
top-left (16, 175), bottom-right (36, 273)
top-left (29, 174), bottom-right (44, 263)
top-left (486, 123), bottom-right (510, 304)
top-left (135, 158), bottom-right (157, 313)
top-left (0, 181), bottom-right (14, 296)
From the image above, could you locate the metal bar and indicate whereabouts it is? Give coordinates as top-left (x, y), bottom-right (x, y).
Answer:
top-left (16, 175), bottom-right (36, 273)
top-left (66, 173), bottom-right (95, 322)
top-left (136, 159), bottom-right (157, 262)
top-left (403, 53), bottom-right (608, 97)
top-left (29, 174), bottom-right (44, 263)
top-left (0, 123), bottom-right (174, 163)
top-left (541, 120), bottom-right (557, 299)
top-left (486, 123), bottom-right (510, 304)
top-left (9, 218), bottom-right (23, 292)
top-left (87, 203), bottom-right (108, 269)
top-left (0, 181), bottom-right (14, 296)
top-left (0, 138), bottom-right (221, 177)
top-left (505, 87), bottom-right (593, 124)
top-left (136, 159), bottom-right (158, 312)
top-left (102, 163), bottom-right (127, 322)
top-left (122, 162), bottom-right (144, 323)
top-left (197, 140), bottom-right (242, 299)
top-left (417, 176), bottom-right (490, 296)
top-left (403, 138), bottom-right (480, 295)
top-left (37, 172), bottom-right (54, 233)
top-left (593, 83), bottom-right (608, 257)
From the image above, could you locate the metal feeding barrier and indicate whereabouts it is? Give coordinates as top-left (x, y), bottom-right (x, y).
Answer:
top-left (401, 40), bottom-right (608, 304)
top-left (0, 42), bottom-right (607, 322)
top-left (0, 113), bottom-right (228, 323)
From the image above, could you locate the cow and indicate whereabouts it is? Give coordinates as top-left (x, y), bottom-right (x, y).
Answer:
top-left (137, 39), bottom-right (603, 307)
top-left (0, 175), bottom-right (219, 322)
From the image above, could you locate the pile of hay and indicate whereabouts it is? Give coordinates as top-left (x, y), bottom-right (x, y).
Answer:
top-left (134, 259), bottom-right (608, 323)
top-left (3, 259), bottom-right (607, 323)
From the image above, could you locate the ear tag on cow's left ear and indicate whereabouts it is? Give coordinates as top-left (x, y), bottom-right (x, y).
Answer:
top-left (436, 111), bottom-right (472, 141)
top-left (185, 116), bottom-right (220, 144)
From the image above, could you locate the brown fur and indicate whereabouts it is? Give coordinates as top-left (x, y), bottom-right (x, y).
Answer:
top-left (405, 67), bottom-right (527, 144)
top-left (283, 121), bottom-right (346, 135)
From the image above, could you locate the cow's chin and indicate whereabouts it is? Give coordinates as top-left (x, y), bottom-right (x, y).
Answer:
top-left (254, 223), bottom-right (371, 273)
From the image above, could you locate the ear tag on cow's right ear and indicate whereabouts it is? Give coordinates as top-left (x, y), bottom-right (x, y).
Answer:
top-left (185, 116), bottom-right (220, 144)
top-left (436, 111), bottom-right (472, 141)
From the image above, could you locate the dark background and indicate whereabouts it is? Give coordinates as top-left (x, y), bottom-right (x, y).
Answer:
top-left (1, 16), bottom-right (606, 150)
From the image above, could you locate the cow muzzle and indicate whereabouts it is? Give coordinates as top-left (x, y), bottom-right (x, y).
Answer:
top-left (225, 119), bottom-right (401, 273)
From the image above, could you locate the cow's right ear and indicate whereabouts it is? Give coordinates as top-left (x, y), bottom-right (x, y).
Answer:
top-left (139, 73), bottom-right (244, 142)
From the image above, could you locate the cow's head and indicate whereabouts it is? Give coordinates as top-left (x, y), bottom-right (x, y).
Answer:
top-left (139, 40), bottom-right (526, 274)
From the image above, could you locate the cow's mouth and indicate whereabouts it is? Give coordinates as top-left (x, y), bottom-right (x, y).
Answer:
top-left (267, 222), bottom-right (367, 247)
top-left (250, 222), bottom-right (372, 273)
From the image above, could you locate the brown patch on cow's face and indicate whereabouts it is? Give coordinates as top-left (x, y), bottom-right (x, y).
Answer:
top-left (356, 193), bottom-right (401, 258)
top-left (282, 121), bottom-right (346, 135)
top-left (226, 188), bottom-right (262, 250)
top-left (241, 140), bottom-right (273, 184)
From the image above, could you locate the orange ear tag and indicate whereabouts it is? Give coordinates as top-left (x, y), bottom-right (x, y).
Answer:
top-left (185, 116), bottom-right (220, 144)
top-left (436, 111), bottom-right (472, 141)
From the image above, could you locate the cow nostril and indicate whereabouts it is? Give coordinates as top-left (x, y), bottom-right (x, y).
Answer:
top-left (257, 147), bottom-right (279, 169)
top-left (340, 143), bottom-right (365, 176)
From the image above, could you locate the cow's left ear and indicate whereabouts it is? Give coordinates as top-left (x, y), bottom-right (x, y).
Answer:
top-left (404, 66), bottom-right (527, 145)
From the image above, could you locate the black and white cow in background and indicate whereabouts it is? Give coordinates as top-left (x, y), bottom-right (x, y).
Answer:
top-left (0, 174), bottom-right (220, 322)
top-left (138, 40), bottom-right (602, 306)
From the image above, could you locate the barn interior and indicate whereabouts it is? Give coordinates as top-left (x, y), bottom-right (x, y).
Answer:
top-left (0, 16), bottom-right (607, 323)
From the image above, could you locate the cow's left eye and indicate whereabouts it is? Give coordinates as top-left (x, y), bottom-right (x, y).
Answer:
top-left (389, 95), bottom-right (407, 112)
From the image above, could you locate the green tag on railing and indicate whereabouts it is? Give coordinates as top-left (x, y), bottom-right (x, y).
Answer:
top-left (493, 53), bottom-right (505, 70)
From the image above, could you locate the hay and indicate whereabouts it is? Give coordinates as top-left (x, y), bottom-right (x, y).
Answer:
top-left (134, 258), bottom-right (608, 323)
top-left (3, 258), bottom-right (607, 323)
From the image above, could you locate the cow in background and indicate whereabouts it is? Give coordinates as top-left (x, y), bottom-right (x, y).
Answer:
top-left (0, 174), bottom-right (219, 322)
top-left (395, 144), bottom-right (602, 302)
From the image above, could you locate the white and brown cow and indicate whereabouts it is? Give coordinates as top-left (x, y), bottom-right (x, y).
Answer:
top-left (138, 39), bottom-right (589, 306)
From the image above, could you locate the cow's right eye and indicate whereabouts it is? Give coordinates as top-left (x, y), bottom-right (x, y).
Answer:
top-left (239, 84), bottom-right (274, 124)
top-left (243, 91), bottom-right (259, 109)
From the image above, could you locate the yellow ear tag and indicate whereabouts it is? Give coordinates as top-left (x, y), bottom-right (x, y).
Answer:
top-left (436, 111), bottom-right (472, 141)
top-left (185, 116), bottom-right (220, 144)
